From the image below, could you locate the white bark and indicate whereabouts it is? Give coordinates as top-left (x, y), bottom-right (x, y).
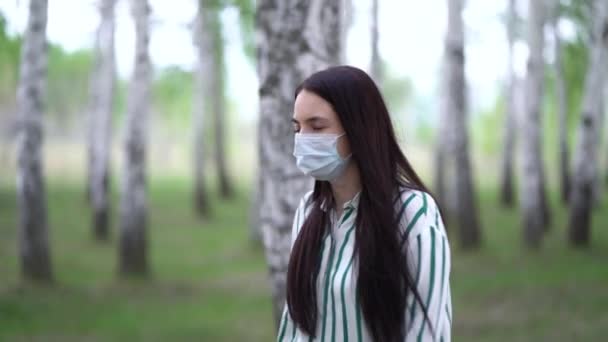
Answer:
top-left (592, 91), bottom-right (605, 204)
top-left (208, 7), bottom-right (233, 199)
top-left (444, 0), bottom-right (481, 249)
top-left (521, 0), bottom-right (550, 247)
top-left (568, 0), bottom-right (608, 246)
top-left (499, 0), bottom-right (518, 207)
top-left (341, 0), bottom-right (353, 64)
top-left (88, 0), bottom-right (117, 240)
top-left (16, 0), bottom-right (52, 281)
top-left (119, 0), bottom-right (151, 275)
top-left (255, 0), bottom-right (343, 325)
top-left (370, 0), bottom-right (381, 84)
top-left (194, 1), bottom-right (233, 200)
top-left (552, 0), bottom-right (571, 204)
top-left (192, 0), bottom-right (211, 217)
top-left (434, 61), bottom-right (453, 215)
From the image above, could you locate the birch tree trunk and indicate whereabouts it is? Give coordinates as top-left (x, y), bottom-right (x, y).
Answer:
top-left (16, 0), bottom-right (52, 282)
top-left (207, 3), bottom-right (234, 200)
top-left (88, 0), bottom-right (117, 240)
top-left (568, 0), bottom-right (608, 246)
top-left (370, 0), bottom-right (381, 84)
top-left (499, 0), bottom-right (517, 207)
top-left (434, 61), bottom-right (452, 216)
top-left (592, 94), bottom-right (605, 205)
top-left (256, 0), bottom-right (343, 325)
top-left (248, 184), bottom-right (262, 243)
top-left (192, 0), bottom-right (211, 218)
top-left (444, 0), bottom-right (481, 249)
top-left (521, 0), bottom-right (551, 248)
top-left (605, 84), bottom-right (608, 187)
top-left (212, 33), bottom-right (233, 199)
top-left (433, 114), bottom-right (447, 211)
top-left (552, 1), bottom-right (571, 204)
top-left (118, 0), bottom-right (151, 275)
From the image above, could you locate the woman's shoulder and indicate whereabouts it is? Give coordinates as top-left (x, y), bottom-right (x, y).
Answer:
top-left (393, 186), bottom-right (444, 242)
top-left (294, 190), bottom-right (314, 225)
top-left (290, 190), bottom-right (315, 245)
top-left (299, 190), bottom-right (314, 212)
top-left (393, 186), bottom-right (438, 216)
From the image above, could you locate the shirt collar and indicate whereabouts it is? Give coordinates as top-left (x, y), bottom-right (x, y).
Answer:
top-left (320, 190), bottom-right (361, 212)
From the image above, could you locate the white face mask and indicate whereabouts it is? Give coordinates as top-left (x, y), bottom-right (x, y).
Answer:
top-left (293, 132), bottom-right (352, 181)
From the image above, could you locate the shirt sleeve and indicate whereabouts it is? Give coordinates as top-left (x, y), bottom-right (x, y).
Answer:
top-left (277, 304), bottom-right (298, 342)
top-left (291, 191), bottom-right (312, 246)
top-left (277, 191), bottom-right (313, 341)
top-left (399, 191), bottom-right (452, 342)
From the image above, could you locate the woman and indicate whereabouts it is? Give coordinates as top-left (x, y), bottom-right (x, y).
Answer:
top-left (278, 66), bottom-right (452, 342)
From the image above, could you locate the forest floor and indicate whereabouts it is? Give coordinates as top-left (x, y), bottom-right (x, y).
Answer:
top-left (1, 176), bottom-right (607, 341)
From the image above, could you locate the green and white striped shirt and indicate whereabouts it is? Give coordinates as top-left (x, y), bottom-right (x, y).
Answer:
top-left (278, 188), bottom-right (452, 342)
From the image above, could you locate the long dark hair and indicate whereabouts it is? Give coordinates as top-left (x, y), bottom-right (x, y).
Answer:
top-left (286, 65), bottom-right (433, 341)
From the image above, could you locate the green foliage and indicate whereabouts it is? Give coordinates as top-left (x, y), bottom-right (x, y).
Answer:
top-left (0, 13), bottom-right (21, 105)
top-left (543, 26), bottom-right (589, 163)
top-left (112, 79), bottom-right (127, 126)
top-left (46, 46), bottom-right (93, 127)
top-left (557, 0), bottom-right (593, 40)
top-left (554, 0), bottom-right (592, 132)
top-left (412, 119), bottom-right (435, 144)
top-left (199, 0), bottom-right (254, 63)
top-left (152, 66), bottom-right (194, 129)
top-left (471, 0), bottom-right (592, 159)
top-left (0, 11), bottom-right (93, 127)
top-left (472, 92), bottom-right (505, 156)
top-left (560, 38), bottom-right (588, 126)
top-left (228, 0), bottom-right (255, 62)
top-left (381, 62), bottom-right (413, 118)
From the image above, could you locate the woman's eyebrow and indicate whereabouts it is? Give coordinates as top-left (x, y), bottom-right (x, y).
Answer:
top-left (291, 116), bottom-right (329, 124)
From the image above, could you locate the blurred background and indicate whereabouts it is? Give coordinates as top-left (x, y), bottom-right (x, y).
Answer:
top-left (0, 0), bottom-right (607, 341)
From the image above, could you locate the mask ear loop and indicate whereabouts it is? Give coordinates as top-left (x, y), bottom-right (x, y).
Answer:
top-left (335, 132), bottom-right (353, 161)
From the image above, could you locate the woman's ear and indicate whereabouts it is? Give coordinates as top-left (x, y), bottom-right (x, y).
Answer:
top-left (337, 134), bottom-right (352, 158)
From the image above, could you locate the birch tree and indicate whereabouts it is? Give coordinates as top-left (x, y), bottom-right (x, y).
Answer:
top-left (499, 0), bottom-right (518, 207)
top-left (192, 0), bottom-right (211, 217)
top-left (370, 0), bottom-right (381, 84)
top-left (210, 8), bottom-right (234, 200)
top-left (521, 0), bottom-right (551, 247)
top-left (552, 0), bottom-right (571, 204)
top-left (192, 0), bottom-right (234, 200)
top-left (16, 0), bottom-right (52, 281)
top-left (434, 61), bottom-right (455, 217)
top-left (88, 0), bottom-right (117, 240)
top-left (444, 0), bottom-right (481, 249)
top-left (255, 0), bottom-right (343, 324)
top-left (118, 0), bottom-right (151, 275)
top-left (592, 92), bottom-right (605, 204)
top-left (568, 0), bottom-right (608, 246)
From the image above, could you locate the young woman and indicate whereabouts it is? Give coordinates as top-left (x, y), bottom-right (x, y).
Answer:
top-left (278, 66), bottom-right (452, 342)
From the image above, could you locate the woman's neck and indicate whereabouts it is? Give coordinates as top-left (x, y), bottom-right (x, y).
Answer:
top-left (330, 162), bottom-right (361, 215)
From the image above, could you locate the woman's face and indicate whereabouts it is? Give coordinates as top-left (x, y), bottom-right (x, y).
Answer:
top-left (292, 89), bottom-right (351, 158)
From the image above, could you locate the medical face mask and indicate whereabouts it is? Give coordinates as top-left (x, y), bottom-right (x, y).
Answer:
top-left (293, 132), bottom-right (352, 181)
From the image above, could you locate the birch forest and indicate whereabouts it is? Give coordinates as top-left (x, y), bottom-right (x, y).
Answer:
top-left (0, 0), bottom-right (607, 340)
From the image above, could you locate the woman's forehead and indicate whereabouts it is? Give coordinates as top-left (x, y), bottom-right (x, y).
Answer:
top-left (293, 90), bottom-right (335, 120)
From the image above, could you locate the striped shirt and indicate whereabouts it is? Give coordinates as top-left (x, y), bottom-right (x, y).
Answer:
top-left (277, 188), bottom-right (452, 342)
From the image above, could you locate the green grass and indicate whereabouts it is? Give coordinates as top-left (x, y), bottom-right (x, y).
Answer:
top-left (451, 189), bottom-right (608, 341)
top-left (1, 177), bottom-right (608, 341)
top-left (0, 177), bottom-right (273, 341)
